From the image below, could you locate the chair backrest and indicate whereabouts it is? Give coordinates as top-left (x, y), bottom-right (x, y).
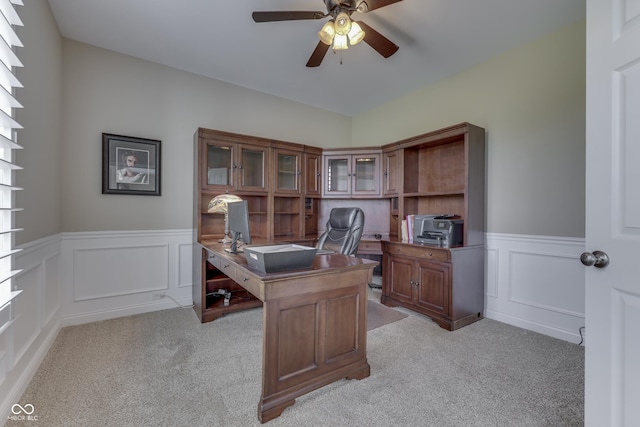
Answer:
top-left (316, 207), bottom-right (365, 256)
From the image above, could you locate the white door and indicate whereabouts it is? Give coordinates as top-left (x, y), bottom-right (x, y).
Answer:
top-left (585, 0), bottom-right (640, 425)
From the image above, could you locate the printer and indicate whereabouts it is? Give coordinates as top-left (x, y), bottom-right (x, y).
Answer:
top-left (413, 214), bottom-right (464, 248)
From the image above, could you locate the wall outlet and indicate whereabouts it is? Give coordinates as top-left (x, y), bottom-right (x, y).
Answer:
top-left (152, 292), bottom-right (166, 300)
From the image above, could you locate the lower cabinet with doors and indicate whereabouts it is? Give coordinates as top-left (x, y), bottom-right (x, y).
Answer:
top-left (381, 241), bottom-right (484, 330)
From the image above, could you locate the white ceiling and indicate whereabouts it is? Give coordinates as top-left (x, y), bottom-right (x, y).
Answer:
top-left (47, 0), bottom-right (585, 116)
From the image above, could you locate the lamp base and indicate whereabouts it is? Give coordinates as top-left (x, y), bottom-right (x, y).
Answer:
top-left (219, 231), bottom-right (233, 244)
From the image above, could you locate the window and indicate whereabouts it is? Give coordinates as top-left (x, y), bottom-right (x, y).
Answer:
top-left (0, 0), bottom-right (23, 326)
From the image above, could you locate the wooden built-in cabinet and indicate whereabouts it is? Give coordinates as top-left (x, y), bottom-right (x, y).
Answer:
top-left (304, 147), bottom-right (322, 197)
top-left (193, 128), bottom-right (322, 322)
top-left (382, 241), bottom-right (484, 330)
top-left (380, 123), bottom-right (486, 330)
top-left (322, 148), bottom-right (382, 197)
top-left (273, 145), bottom-right (302, 195)
top-left (194, 123), bottom-right (486, 328)
top-left (382, 148), bottom-right (400, 196)
top-left (384, 123), bottom-right (486, 246)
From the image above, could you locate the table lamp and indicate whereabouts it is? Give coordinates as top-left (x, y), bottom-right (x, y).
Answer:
top-left (208, 193), bottom-right (243, 243)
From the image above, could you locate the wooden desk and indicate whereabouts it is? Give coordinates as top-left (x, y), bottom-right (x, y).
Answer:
top-left (197, 240), bottom-right (377, 423)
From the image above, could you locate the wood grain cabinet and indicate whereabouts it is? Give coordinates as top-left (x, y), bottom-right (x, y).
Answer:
top-left (304, 147), bottom-right (322, 197)
top-left (382, 148), bottom-right (400, 196)
top-left (193, 123), bottom-right (485, 327)
top-left (382, 241), bottom-right (484, 331)
top-left (380, 123), bottom-right (486, 330)
top-left (200, 132), bottom-right (269, 193)
top-left (273, 147), bottom-right (302, 195)
top-left (193, 128), bottom-right (323, 323)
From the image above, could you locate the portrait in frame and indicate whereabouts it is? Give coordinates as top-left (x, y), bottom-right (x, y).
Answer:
top-left (102, 133), bottom-right (161, 196)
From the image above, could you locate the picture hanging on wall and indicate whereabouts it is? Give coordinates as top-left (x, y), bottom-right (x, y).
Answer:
top-left (102, 133), bottom-right (161, 196)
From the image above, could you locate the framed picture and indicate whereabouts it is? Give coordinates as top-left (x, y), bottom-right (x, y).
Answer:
top-left (102, 133), bottom-right (161, 196)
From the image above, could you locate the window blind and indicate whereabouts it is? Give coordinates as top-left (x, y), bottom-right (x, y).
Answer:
top-left (0, 0), bottom-right (23, 315)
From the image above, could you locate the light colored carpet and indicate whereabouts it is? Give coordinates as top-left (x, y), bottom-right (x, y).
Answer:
top-left (9, 292), bottom-right (584, 427)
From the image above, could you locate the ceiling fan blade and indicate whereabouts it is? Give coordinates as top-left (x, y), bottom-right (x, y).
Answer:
top-left (356, 0), bottom-right (403, 13)
top-left (252, 11), bottom-right (325, 22)
top-left (306, 42), bottom-right (331, 67)
top-left (358, 21), bottom-right (399, 58)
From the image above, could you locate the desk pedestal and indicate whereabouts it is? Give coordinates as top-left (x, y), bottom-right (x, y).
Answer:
top-left (198, 242), bottom-right (375, 423)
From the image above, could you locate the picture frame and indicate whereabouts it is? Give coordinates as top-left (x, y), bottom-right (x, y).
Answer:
top-left (102, 133), bottom-right (161, 196)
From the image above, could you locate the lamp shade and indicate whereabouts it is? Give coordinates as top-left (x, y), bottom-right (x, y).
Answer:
top-left (208, 194), bottom-right (243, 213)
top-left (318, 21), bottom-right (335, 45)
top-left (334, 12), bottom-right (351, 36)
top-left (348, 21), bottom-right (365, 45)
top-left (333, 34), bottom-right (349, 50)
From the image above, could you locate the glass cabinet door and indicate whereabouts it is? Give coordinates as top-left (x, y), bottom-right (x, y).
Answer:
top-left (326, 157), bottom-right (350, 193)
top-left (206, 143), bottom-right (233, 187)
top-left (354, 156), bottom-right (378, 192)
top-left (240, 147), bottom-right (266, 189)
top-left (275, 150), bottom-right (300, 193)
top-left (205, 142), bottom-right (267, 191)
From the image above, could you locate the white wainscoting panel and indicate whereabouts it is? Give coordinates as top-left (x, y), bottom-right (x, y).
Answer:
top-left (61, 230), bottom-right (194, 326)
top-left (0, 235), bottom-right (62, 424)
top-left (485, 233), bottom-right (586, 343)
top-left (72, 244), bottom-right (169, 301)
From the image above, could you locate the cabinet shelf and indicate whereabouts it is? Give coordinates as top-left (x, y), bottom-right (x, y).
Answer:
top-left (403, 191), bottom-right (465, 198)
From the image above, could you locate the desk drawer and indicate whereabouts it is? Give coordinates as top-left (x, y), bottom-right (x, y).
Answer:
top-left (234, 271), bottom-right (262, 300)
top-left (218, 260), bottom-right (237, 281)
top-left (357, 240), bottom-right (382, 255)
top-left (205, 250), bottom-right (221, 269)
top-left (383, 242), bottom-right (450, 262)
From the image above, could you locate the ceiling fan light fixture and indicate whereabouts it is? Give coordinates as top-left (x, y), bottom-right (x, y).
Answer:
top-left (333, 34), bottom-right (349, 50)
top-left (318, 21), bottom-right (336, 45)
top-left (334, 12), bottom-right (352, 36)
top-left (347, 21), bottom-right (365, 45)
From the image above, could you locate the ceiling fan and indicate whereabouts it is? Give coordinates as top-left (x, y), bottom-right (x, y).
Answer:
top-left (252, 0), bottom-right (402, 67)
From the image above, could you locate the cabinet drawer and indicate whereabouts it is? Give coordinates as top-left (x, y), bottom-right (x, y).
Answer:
top-left (205, 250), bottom-right (221, 269)
top-left (357, 240), bottom-right (382, 255)
top-left (383, 243), bottom-right (450, 262)
top-left (234, 270), bottom-right (263, 300)
top-left (218, 260), bottom-right (237, 281)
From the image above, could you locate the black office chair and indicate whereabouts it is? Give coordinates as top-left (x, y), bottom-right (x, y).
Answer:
top-left (316, 207), bottom-right (365, 256)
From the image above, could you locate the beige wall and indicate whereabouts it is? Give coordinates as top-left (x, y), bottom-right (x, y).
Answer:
top-left (59, 40), bottom-right (351, 232)
top-left (15, 0), bottom-right (63, 245)
top-left (352, 20), bottom-right (586, 238)
top-left (15, 1), bottom-right (585, 240)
